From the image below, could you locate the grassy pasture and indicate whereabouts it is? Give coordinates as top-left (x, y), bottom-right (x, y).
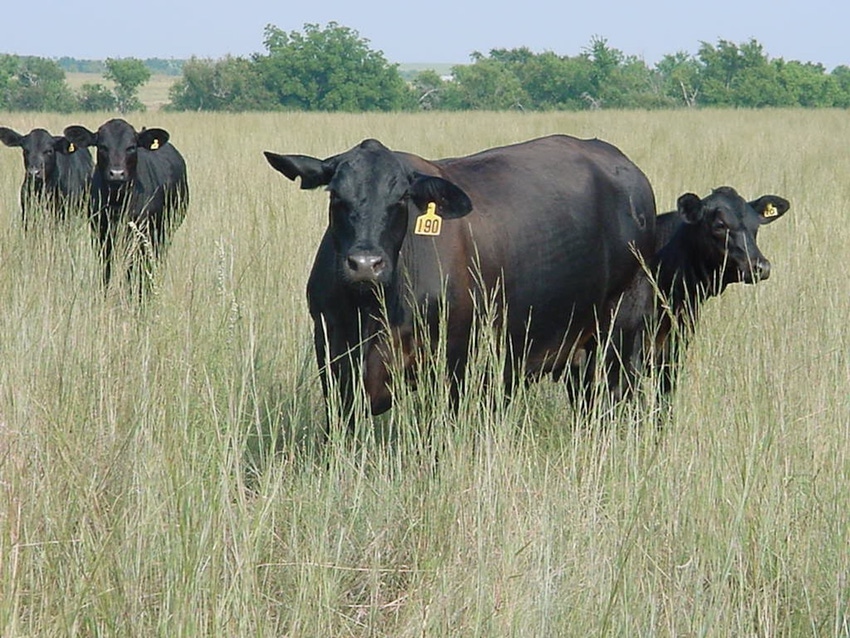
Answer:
top-left (0, 109), bottom-right (847, 636)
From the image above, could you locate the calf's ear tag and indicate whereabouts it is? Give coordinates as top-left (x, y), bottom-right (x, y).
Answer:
top-left (763, 202), bottom-right (778, 218)
top-left (67, 143), bottom-right (75, 153)
top-left (414, 202), bottom-right (442, 236)
top-left (150, 138), bottom-right (160, 150)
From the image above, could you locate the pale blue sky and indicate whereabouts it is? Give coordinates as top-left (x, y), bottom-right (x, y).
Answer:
top-left (5, 0), bottom-right (848, 70)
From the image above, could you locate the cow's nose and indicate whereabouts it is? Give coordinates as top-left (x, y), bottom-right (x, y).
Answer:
top-left (346, 253), bottom-right (386, 280)
top-left (108, 168), bottom-right (126, 181)
top-left (755, 259), bottom-right (771, 281)
top-left (745, 258), bottom-right (771, 283)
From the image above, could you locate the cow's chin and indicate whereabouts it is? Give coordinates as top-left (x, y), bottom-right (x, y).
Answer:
top-left (343, 276), bottom-right (390, 295)
top-left (727, 268), bottom-right (763, 286)
top-left (341, 272), bottom-right (394, 298)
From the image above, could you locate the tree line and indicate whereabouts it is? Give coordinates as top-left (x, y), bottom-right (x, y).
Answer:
top-left (3, 22), bottom-right (850, 114)
top-left (0, 55), bottom-right (154, 113)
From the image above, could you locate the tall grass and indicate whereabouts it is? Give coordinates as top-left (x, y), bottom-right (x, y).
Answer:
top-left (0, 109), bottom-right (847, 636)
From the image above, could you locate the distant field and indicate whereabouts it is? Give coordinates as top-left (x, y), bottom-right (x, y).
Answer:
top-left (65, 72), bottom-right (178, 111)
top-left (0, 109), bottom-right (847, 636)
top-left (65, 64), bottom-right (456, 111)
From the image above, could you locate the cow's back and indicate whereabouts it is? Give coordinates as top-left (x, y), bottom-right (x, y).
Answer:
top-left (414, 134), bottom-right (656, 373)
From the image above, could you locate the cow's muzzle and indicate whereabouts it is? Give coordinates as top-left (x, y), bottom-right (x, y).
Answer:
top-left (107, 168), bottom-right (128, 182)
top-left (741, 258), bottom-right (771, 283)
top-left (345, 252), bottom-right (387, 284)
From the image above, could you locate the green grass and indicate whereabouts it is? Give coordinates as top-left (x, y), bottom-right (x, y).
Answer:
top-left (0, 109), bottom-right (847, 636)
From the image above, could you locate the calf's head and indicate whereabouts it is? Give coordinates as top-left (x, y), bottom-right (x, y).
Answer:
top-left (677, 186), bottom-right (789, 285)
top-left (265, 139), bottom-right (472, 288)
top-left (64, 119), bottom-right (169, 186)
top-left (0, 127), bottom-right (77, 184)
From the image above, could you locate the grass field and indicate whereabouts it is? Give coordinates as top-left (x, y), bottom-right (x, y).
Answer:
top-left (0, 108), bottom-right (847, 636)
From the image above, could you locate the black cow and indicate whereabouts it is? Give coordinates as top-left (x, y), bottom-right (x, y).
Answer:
top-left (63, 118), bottom-right (189, 289)
top-left (0, 126), bottom-right (92, 229)
top-left (264, 135), bottom-right (656, 428)
top-left (573, 186), bottom-right (790, 400)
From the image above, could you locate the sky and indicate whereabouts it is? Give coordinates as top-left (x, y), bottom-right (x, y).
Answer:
top-left (4, 0), bottom-right (849, 70)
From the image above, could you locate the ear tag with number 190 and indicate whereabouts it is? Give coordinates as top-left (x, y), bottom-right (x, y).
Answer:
top-left (414, 202), bottom-right (442, 236)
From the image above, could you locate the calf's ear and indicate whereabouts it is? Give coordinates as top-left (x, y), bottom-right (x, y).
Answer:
top-left (264, 151), bottom-right (335, 190)
top-left (53, 136), bottom-right (76, 154)
top-left (63, 126), bottom-right (97, 148)
top-left (409, 174), bottom-right (473, 219)
top-left (676, 192), bottom-right (704, 224)
top-left (750, 195), bottom-right (790, 224)
top-left (0, 127), bottom-right (23, 147)
top-left (138, 128), bottom-right (169, 150)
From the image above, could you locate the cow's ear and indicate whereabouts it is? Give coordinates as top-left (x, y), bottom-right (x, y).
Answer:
top-left (676, 193), bottom-right (704, 225)
top-left (63, 126), bottom-right (97, 148)
top-left (410, 175), bottom-right (473, 219)
top-left (53, 136), bottom-right (76, 154)
top-left (264, 151), bottom-right (335, 190)
top-left (0, 127), bottom-right (23, 147)
top-left (138, 128), bottom-right (169, 151)
top-left (750, 195), bottom-right (790, 225)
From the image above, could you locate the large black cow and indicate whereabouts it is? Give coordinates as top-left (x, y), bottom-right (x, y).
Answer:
top-left (0, 127), bottom-right (93, 229)
top-left (63, 118), bottom-right (189, 289)
top-left (264, 135), bottom-right (657, 427)
top-left (573, 186), bottom-right (790, 399)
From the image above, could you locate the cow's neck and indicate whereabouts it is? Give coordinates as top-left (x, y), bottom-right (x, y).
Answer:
top-left (101, 181), bottom-right (137, 209)
top-left (24, 177), bottom-right (46, 196)
top-left (655, 224), bottom-right (725, 331)
top-left (342, 276), bottom-right (407, 335)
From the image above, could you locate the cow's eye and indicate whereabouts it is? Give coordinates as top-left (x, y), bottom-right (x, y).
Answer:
top-left (127, 145), bottom-right (137, 154)
top-left (713, 219), bottom-right (728, 232)
top-left (44, 148), bottom-right (54, 155)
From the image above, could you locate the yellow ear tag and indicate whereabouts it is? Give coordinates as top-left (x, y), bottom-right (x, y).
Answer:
top-left (67, 143), bottom-right (75, 153)
top-left (150, 139), bottom-right (160, 150)
top-left (763, 202), bottom-right (778, 218)
top-left (414, 202), bottom-right (442, 236)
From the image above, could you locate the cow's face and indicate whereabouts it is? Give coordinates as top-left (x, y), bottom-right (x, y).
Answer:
top-left (64, 119), bottom-right (168, 187)
top-left (677, 186), bottom-right (789, 285)
top-left (265, 139), bottom-right (472, 289)
top-left (0, 127), bottom-right (75, 184)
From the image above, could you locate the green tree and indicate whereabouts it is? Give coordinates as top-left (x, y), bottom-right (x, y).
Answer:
top-left (77, 83), bottom-right (117, 111)
top-left (168, 56), bottom-right (274, 111)
top-left (2, 56), bottom-right (76, 111)
top-left (490, 48), bottom-right (593, 110)
top-left (695, 39), bottom-right (772, 106)
top-left (830, 65), bottom-right (850, 107)
top-left (585, 36), bottom-right (622, 102)
top-left (104, 57), bottom-right (151, 113)
top-left (656, 52), bottom-right (701, 106)
top-left (256, 22), bottom-right (414, 111)
top-left (410, 69), bottom-right (447, 110)
top-left (774, 60), bottom-right (836, 107)
top-left (441, 53), bottom-right (528, 110)
top-left (0, 55), bottom-right (18, 109)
